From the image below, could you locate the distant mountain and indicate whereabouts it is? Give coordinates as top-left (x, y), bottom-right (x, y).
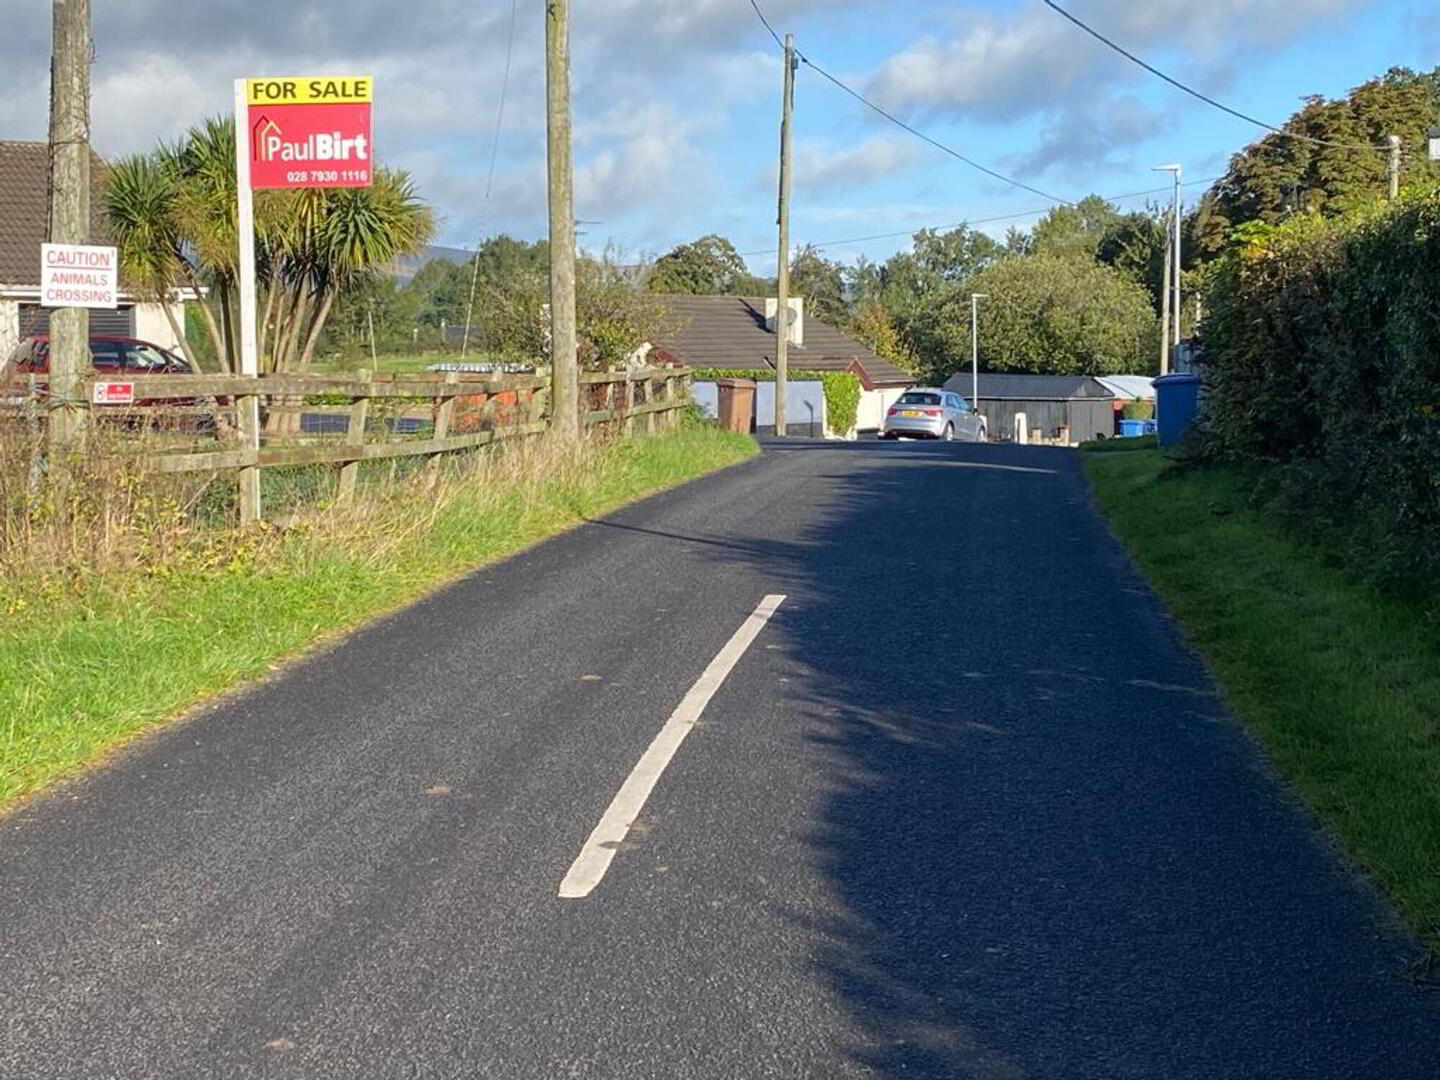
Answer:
top-left (391, 245), bottom-right (472, 282)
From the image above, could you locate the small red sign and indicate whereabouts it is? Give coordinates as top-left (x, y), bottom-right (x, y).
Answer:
top-left (248, 101), bottom-right (373, 189)
top-left (92, 382), bottom-right (135, 405)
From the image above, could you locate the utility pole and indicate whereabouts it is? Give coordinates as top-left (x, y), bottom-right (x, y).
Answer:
top-left (970, 293), bottom-right (986, 416)
top-left (1170, 165), bottom-right (1182, 346)
top-left (1157, 229), bottom-right (1172, 376)
top-left (1387, 134), bottom-right (1401, 200)
top-left (1153, 162), bottom-right (1182, 365)
top-left (546, 0), bottom-right (579, 442)
top-left (47, 0), bottom-right (91, 466)
top-left (773, 32), bottom-right (796, 438)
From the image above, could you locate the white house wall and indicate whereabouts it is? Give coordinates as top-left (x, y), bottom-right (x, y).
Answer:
top-left (133, 300), bottom-right (185, 353)
top-left (0, 298), bottom-right (18, 362)
top-left (855, 387), bottom-right (907, 433)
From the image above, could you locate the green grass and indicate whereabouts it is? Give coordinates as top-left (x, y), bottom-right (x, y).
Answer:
top-left (0, 426), bottom-right (757, 809)
top-left (1085, 444), bottom-right (1440, 950)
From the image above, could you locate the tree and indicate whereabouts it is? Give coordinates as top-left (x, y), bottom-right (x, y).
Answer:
top-left (846, 298), bottom-right (916, 373)
top-left (647, 234), bottom-right (749, 294)
top-left (1199, 66), bottom-right (1440, 255)
top-left (1029, 195), bottom-right (1121, 261)
top-left (788, 245), bottom-right (848, 323)
top-left (909, 254), bottom-right (1156, 379)
top-left (105, 116), bottom-right (434, 372)
top-left (104, 153), bottom-right (201, 370)
top-left (1095, 209), bottom-right (1169, 311)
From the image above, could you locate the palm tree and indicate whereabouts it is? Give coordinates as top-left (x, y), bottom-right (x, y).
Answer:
top-left (104, 116), bottom-right (434, 376)
top-left (103, 154), bottom-right (200, 370)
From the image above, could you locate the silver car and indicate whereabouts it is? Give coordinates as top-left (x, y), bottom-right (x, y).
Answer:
top-left (881, 388), bottom-right (987, 442)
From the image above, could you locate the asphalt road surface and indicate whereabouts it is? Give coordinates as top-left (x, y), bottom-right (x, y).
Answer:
top-left (3, 439), bottom-right (1437, 1079)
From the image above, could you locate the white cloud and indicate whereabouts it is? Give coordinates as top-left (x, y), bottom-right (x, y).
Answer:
top-left (866, 0), bottom-right (1373, 123)
top-left (793, 136), bottom-right (921, 191)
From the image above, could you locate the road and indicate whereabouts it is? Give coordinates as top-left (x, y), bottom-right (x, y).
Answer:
top-left (2, 438), bottom-right (1437, 1079)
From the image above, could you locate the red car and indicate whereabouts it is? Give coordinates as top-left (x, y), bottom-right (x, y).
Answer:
top-left (6, 335), bottom-right (194, 379)
top-left (3, 335), bottom-right (224, 426)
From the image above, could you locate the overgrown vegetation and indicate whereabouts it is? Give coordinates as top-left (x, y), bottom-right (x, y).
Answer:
top-left (1085, 443), bottom-right (1440, 951)
top-left (1198, 186), bottom-right (1440, 606)
top-left (692, 367), bottom-right (862, 435)
top-left (0, 425), bottom-right (757, 808)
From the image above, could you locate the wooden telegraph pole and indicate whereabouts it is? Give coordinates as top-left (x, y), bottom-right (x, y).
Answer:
top-left (545, 0), bottom-right (579, 442)
top-left (1387, 135), bottom-right (1401, 200)
top-left (773, 33), bottom-right (796, 438)
top-left (47, 0), bottom-right (92, 465)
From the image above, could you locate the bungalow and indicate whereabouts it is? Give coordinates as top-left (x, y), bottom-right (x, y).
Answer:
top-left (654, 295), bottom-right (914, 436)
top-left (0, 140), bottom-right (189, 361)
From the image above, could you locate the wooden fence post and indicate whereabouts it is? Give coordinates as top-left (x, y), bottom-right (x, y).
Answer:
top-left (337, 369), bottom-right (371, 503)
top-left (623, 372), bottom-right (635, 437)
top-left (429, 370), bottom-right (458, 467)
top-left (527, 383), bottom-right (549, 430)
top-left (237, 381), bottom-right (261, 525)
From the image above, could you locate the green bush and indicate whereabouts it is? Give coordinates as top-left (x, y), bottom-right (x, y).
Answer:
top-left (693, 368), bottom-right (863, 435)
top-left (1200, 188), bottom-right (1440, 598)
top-left (1120, 400), bottom-right (1154, 420)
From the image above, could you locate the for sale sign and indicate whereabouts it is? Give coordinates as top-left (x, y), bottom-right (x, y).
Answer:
top-left (41, 243), bottom-right (118, 308)
top-left (245, 76), bottom-right (373, 189)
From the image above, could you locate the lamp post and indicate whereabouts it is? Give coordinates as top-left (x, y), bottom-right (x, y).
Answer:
top-left (1153, 164), bottom-right (1182, 351)
top-left (970, 293), bottom-right (987, 416)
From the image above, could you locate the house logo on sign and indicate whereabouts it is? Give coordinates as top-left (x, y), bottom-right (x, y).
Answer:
top-left (252, 116), bottom-right (282, 162)
top-left (252, 112), bottom-right (369, 165)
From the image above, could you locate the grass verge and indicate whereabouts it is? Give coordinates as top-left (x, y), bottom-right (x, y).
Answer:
top-left (1084, 443), bottom-right (1440, 952)
top-left (0, 426), bottom-right (756, 809)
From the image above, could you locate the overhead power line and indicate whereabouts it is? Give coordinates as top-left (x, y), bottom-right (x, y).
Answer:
top-left (747, 0), bottom-right (1073, 205)
top-left (748, 0), bottom-right (784, 49)
top-left (460, 0), bottom-right (520, 356)
top-left (735, 176), bottom-right (1217, 257)
top-left (1041, 0), bottom-right (1389, 153)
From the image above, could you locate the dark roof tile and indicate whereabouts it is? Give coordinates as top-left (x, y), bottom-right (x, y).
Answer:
top-left (0, 140), bottom-right (113, 288)
top-left (656, 294), bottom-right (914, 388)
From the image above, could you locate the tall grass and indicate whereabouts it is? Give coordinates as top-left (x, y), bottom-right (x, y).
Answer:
top-left (0, 418), bottom-right (755, 807)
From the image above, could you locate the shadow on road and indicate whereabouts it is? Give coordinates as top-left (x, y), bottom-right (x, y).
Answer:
top-left (708, 439), bottom-right (1440, 1078)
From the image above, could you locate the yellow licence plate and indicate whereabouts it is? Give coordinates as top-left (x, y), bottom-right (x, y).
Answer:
top-left (901, 409), bottom-right (923, 417)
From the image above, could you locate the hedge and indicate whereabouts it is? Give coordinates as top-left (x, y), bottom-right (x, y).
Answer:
top-left (693, 368), bottom-right (862, 436)
top-left (1199, 187), bottom-right (1440, 597)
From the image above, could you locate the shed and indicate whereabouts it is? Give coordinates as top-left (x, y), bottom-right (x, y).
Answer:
top-left (941, 372), bottom-right (1115, 445)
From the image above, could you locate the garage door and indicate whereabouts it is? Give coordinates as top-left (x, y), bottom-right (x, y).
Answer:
top-left (18, 304), bottom-right (136, 338)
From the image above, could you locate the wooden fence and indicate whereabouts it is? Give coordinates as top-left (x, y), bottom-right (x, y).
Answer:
top-left (66, 365), bottom-right (691, 524)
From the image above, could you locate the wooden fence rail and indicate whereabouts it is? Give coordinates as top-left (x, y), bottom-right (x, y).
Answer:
top-left (61, 365), bottom-right (690, 524)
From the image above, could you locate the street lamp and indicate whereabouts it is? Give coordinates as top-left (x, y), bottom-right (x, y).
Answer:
top-left (970, 293), bottom-right (987, 416)
top-left (1153, 164), bottom-right (1182, 351)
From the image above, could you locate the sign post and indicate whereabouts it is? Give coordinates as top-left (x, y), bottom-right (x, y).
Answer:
top-left (232, 75), bottom-right (372, 524)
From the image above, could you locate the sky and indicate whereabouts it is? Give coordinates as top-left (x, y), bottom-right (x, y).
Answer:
top-left (0, 1), bottom-right (1435, 274)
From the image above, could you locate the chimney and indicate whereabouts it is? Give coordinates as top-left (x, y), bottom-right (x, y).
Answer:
top-left (764, 297), bottom-right (804, 346)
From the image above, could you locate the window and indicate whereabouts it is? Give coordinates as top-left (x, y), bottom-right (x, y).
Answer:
top-left (124, 343), bottom-right (186, 372)
top-left (897, 392), bottom-right (942, 406)
top-left (88, 341), bottom-right (123, 371)
top-left (954, 396), bottom-right (972, 413)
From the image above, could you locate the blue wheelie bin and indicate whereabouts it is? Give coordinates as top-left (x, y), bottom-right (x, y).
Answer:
top-left (1153, 373), bottom-right (1200, 449)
